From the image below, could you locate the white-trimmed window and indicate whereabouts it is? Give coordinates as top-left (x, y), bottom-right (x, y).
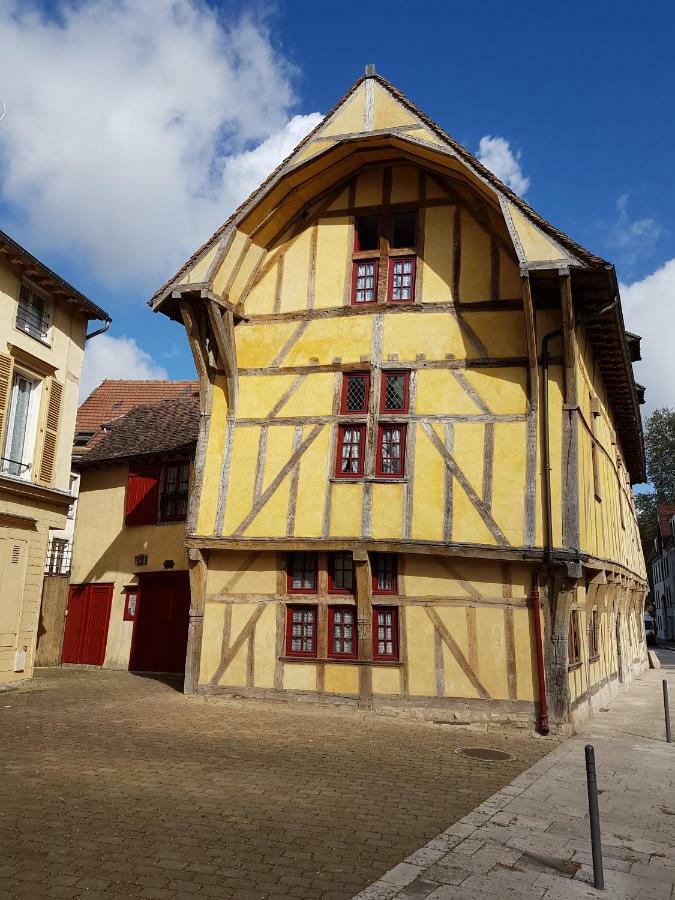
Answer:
top-left (16, 284), bottom-right (52, 344)
top-left (2, 372), bottom-right (41, 479)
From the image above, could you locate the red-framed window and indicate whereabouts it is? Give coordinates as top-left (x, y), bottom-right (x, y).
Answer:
top-left (569, 610), bottom-right (582, 665)
top-left (286, 605), bottom-right (317, 657)
top-left (376, 424), bottom-right (406, 477)
top-left (373, 607), bottom-right (398, 660)
top-left (328, 606), bottom-right (357, 659)
top-left (380, 371), bottom-right (410, 413)
top-left (329, 552), bottom-right (354, 593)
top-left (352, 259), bottom-right (378, 304)
top-left (125, 462), bottom-right (161, 527)
top-left (159, 460), bottom-right (190, 522)
top-left (286, 552), bottom-right (318, 593)
top-left (372, 553), bottom-right (397, 594)
top-left (340, 372), bottom-right (370, 414)
top-left (388, 256), bottom-right (415, 303)
top-left (335, 424), bottom-right (366, 478)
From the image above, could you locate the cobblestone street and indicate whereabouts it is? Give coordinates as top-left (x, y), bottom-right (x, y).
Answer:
top-left (0, 669), bottom-right (554, 900)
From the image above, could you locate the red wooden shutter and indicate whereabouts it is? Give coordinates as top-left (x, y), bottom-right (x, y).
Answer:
top-left (125, 462), bottom-right (161, 526)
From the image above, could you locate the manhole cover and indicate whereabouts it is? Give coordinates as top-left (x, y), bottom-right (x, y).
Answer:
top-left (454, 747), bottom-right (515, 762)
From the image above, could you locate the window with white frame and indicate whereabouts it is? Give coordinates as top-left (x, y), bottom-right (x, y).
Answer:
top-left (16, 284), bottom-right (52, 343)
top-left (2, 372), bottom-right (41, 479)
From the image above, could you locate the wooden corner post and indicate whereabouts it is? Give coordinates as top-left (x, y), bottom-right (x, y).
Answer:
top-left (353, 549), bottom-right (373, 709)
top-left (185, 547), bottom-right (208, 695)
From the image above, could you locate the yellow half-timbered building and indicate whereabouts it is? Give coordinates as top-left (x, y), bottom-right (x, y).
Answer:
top-left (151, 70), bottom-right (647, 731)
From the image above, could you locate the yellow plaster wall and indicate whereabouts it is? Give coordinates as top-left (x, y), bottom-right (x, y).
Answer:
top-left (575, 328), bottom-right (645, 577)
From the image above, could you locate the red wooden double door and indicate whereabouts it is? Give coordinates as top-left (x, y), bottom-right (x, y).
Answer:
top-left (62, 572), bottom-right (190, 674)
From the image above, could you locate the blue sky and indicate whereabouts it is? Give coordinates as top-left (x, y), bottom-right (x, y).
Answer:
top-left (0, 0), bottom-right (673, 421)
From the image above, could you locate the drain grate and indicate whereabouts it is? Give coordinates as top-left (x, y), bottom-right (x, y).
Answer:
top-left (455, 747), bottom-right (515, 762)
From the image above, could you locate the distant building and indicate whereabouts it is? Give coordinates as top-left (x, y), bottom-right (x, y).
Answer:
top-left (0, 229), bottom-right (110, 685)
top-left (651, 504), bottom-right (675, 640)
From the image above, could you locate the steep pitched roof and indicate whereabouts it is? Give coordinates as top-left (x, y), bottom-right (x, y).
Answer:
top-left (75, 397), bottom-right (199, 468)
top-left (150, 72), bottom-right (603, 305)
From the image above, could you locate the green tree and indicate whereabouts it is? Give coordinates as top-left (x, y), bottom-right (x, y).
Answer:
top-left (635, 490), bottom-right (657, 558)
top-left (645, 408), bottom-right (675, 501)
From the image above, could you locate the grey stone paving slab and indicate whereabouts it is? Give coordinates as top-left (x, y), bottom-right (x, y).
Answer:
top-left (353, 655), bottom-right (675, 900)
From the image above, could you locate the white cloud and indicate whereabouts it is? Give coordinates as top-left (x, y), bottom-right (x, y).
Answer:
top-left (609, 194), bottom-right (663, 273)
top-left (80, 334), bottom-right (168, 400)
top-left (0, 1), bottom-right (322, 292)
top-left (476, 135), bottom-right (530, 195)
top-left (620, 257), bottom-right (675, 416)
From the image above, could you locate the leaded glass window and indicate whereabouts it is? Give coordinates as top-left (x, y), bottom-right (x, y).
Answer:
top-left (381, 372), bottom-right (409, 412)
top-left (342, 373), bottom-right (369, 413)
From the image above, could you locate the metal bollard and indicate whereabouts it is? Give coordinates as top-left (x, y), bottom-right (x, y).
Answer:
top-left (585, 744), bottom-right (604, 890)
top-left (664, 680), bottom-right (672, 744)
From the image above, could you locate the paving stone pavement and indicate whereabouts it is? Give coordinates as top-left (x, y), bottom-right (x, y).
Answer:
top-left (0, 668), bottom-right (555, 900)
top-left (355, 648), bottom-right (675, 900)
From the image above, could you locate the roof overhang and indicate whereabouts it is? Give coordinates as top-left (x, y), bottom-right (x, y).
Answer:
top-left (0, 229), bottom-right (110, 323)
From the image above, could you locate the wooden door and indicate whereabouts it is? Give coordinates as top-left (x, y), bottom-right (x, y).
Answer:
top-left (61, 583), bottom-right (113, 666)
top-left (129, 572), bottom-right (190, 674)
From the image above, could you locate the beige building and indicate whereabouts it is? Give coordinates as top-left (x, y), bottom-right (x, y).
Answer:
top-left (0, 229), bottom-right (110, 685)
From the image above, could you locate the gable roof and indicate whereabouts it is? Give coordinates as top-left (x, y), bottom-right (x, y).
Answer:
top-left (147, 69), bottom-right (644, 482)
top-left (0, 229), bottom-right (110, 323)
top-left (75, 396), bottom-right (199, 468)
top-left (150, 72), bottom-right (604, 306)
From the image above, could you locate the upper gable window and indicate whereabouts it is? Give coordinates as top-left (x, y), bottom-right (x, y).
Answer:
top-left (354, 216), bottom-right (379, 252)
top-left (388, 257), bottom-right (415, 303)
top-left (390, 212), bottom-right (416, 249)
top-left (16, 284), bottom-right (52, 344)
top-left (352, 260), bottom-right (378, 304)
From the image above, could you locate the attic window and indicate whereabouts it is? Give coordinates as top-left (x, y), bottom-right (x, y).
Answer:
top-left (74, 431), bottom-right (95, 447)
top-left (354, 216), bottom-right (379, 252)
top-left (390, 212), bottom-right (416, 249)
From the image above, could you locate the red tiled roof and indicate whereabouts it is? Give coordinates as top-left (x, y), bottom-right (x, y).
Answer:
top-left (77, 379), bottom-right (198, 433)
top-left (75, 379), bottom-right (199, 455)
top-left (657, 504), bottom-right (675, 538)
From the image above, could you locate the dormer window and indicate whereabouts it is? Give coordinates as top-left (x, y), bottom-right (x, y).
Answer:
top-left (351, 210), bottom-right (418, 305)
top-left (16, 284), bottom-right (52, 344)
top-left (74, 431), bottom-right (95, 447)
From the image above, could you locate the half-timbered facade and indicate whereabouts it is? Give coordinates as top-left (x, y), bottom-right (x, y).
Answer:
top-left (151, 70), bottom-right (647, 730)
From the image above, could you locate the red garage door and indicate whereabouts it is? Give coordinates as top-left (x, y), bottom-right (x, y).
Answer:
top-left (129, 572), bottom-right (190, 674)
top-left (61, 583), bottom-right (114, 666)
